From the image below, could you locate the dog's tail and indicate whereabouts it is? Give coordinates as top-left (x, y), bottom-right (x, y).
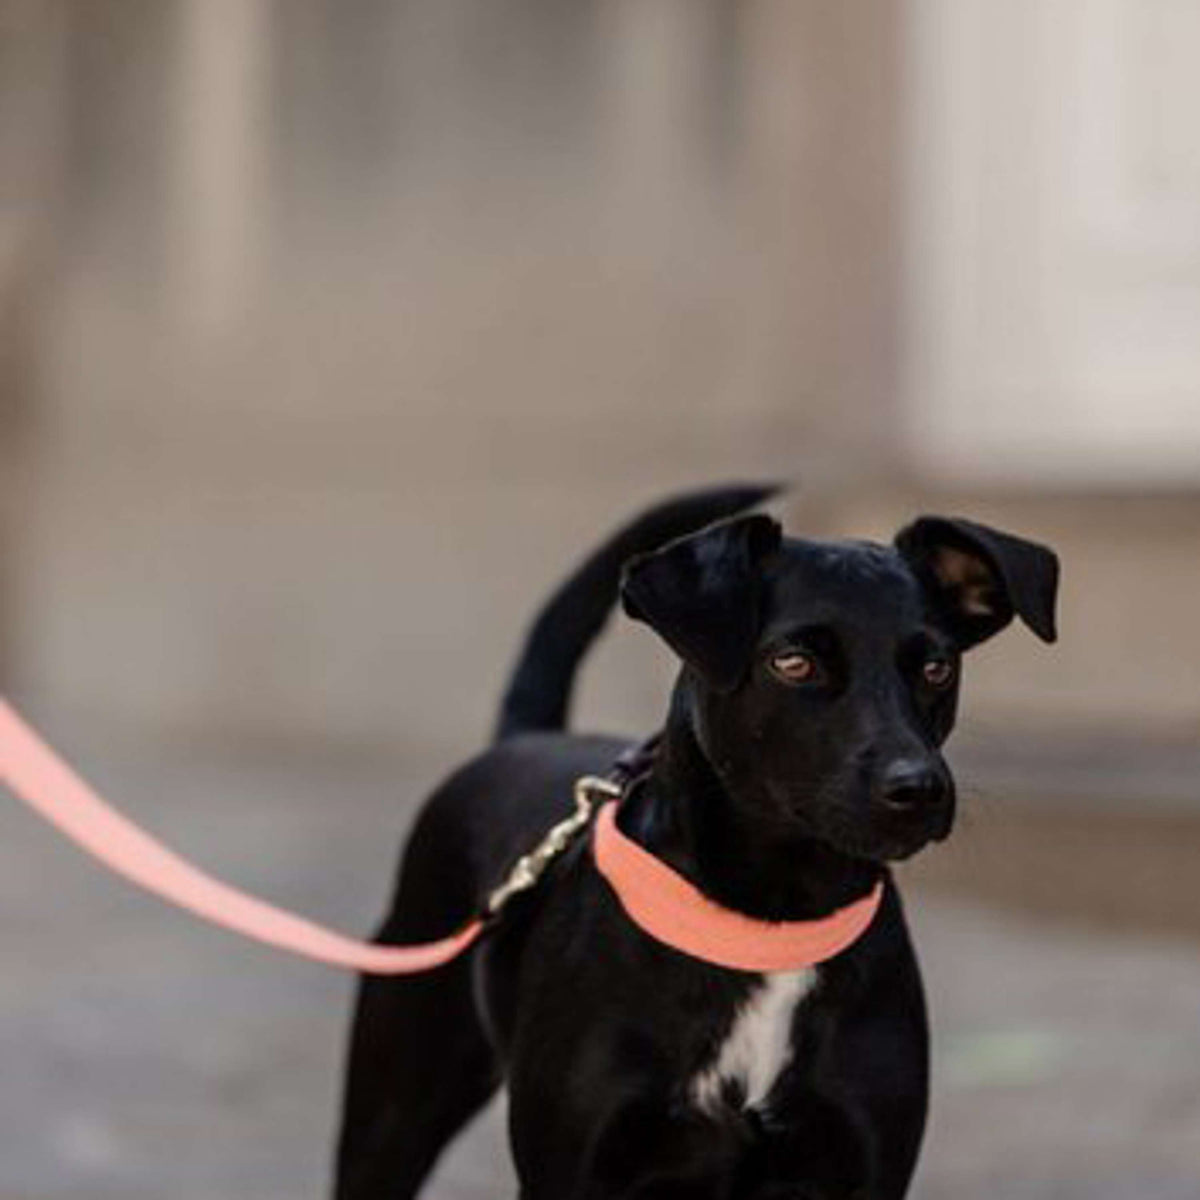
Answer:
top-left (494, 482), bottom-right (781, 741)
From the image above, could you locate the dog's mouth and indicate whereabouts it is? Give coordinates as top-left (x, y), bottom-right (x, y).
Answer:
top-left (824, 831), bottom-right (931, 864)
top-left (769, 776), bottom-right (956, 863)
top-left (810, 804), bottom-right (955, 864)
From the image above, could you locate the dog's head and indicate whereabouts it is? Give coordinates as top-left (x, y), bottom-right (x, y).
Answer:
top-left (621, 513), bottom-right (1058, 862)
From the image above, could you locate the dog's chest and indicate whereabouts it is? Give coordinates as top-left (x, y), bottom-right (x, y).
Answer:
top-left (689, 968), bottom-right (816, 1114)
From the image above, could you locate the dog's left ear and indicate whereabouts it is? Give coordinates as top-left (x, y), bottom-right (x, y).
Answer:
top-left (621, 514), bottom-right (782, 690)
top-left (894, 516), bottom-right (1059, 648)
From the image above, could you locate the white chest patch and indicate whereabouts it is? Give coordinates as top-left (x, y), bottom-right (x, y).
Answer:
top-left (690, 969), bottom-right (817, 1114)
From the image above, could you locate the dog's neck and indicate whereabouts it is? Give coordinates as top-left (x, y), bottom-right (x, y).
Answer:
top-left (618, 696), bottom-right (882, 923)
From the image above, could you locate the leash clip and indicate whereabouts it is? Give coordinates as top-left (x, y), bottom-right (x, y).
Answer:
top-left (484, 775), bottom-right (623, 920)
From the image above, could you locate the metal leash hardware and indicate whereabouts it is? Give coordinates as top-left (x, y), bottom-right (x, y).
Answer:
top-left (484, 774), bottom-right (624, 920)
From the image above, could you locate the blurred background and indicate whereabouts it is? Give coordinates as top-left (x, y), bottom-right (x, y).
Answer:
top-left (1, 1), bottom-right (1198, 1197)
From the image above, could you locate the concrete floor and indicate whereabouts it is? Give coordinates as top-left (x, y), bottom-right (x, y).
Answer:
top-left (3, 733), bottom-right (1199, 1200)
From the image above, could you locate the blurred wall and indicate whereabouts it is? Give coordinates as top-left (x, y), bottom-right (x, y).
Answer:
top-left (0, 0), bottom-right (1196, 784)
top-left (906, 0), bottom-right (1200, 487)
top-left (898, 0), bottom-right (1200, 777)
top-left (1, 0), bottom-right (903, 753)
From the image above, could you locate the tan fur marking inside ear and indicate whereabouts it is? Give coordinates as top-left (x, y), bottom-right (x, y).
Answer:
top-left (932, 547), bottom-right (995, 616)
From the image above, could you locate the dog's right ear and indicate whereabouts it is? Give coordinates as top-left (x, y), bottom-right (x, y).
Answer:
top-left (620, 514), bottom-right (781, 691)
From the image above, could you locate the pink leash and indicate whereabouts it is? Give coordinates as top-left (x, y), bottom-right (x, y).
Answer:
top-left (0, 699), bottom-right (483, 973)
top-left (1, 698), bottom-right (882, 976)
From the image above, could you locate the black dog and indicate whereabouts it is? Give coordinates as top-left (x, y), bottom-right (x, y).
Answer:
top-left (334, 484), bottom-right (1059, 1200)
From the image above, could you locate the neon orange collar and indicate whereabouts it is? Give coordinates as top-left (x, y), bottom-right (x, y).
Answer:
top-left (592, 801), bottom-right (883, 973)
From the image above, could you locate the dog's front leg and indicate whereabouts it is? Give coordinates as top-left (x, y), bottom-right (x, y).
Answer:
top-left (743, 1090), bottom-right (873, 1200)
top-left (590, 1094), bottom-right (756, 1200)
top-left (749, 911), bottom-right (930, 1200)
top-left (511, 1076), bottom-right (753, 1200)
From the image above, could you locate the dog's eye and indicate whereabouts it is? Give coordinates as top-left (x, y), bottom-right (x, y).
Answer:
top-left (922, 659), bottom-right (956, 689)
top-left (769, 650), bottom-right (820, 685)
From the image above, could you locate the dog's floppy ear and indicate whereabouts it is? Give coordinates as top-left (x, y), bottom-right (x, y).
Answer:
top-left (621, 514), bottom-right (782, 690)
top-left (894, 516), bottom-right (1059, 648)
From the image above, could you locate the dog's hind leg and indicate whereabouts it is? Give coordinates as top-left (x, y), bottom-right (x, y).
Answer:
top-left (333, 928), bottom-right (499, 1200)
top-left (333, 819), bottom-right (502, 1200)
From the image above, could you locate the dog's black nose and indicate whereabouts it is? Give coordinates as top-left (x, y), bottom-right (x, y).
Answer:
top-left (878, 760), bottom-right (949, 812)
